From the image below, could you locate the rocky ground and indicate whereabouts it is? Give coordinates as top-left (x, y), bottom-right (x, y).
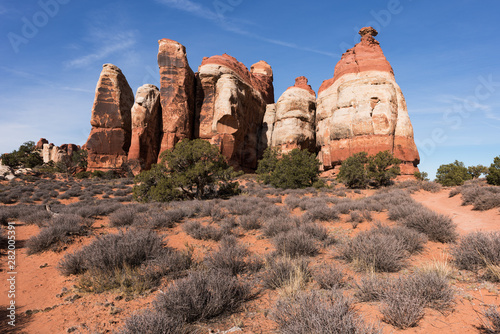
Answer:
top-left (1, 176), bottom-right (500, 334)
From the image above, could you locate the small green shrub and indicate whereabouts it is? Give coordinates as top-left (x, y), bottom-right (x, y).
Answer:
top-left (134, 139), bottom-right (240, 202)
top-left (256, 148), bottom-right (321, 189)
top-left (414, 171), bottom-right (429, 181)
top-left (436, 160), bottom-right (472, 186)
top-left (487, 156), bottom-right (500, 186)
top-left (337, 151), bottom-right (400, 189)
top-left (1, 141), bottom-right (44, 169)
top-left (468, 165), bottom-right (488, 179)
top-left (256, 147), bottom-right (280, 185)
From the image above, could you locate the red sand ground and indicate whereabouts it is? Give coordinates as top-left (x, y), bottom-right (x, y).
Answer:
top-left (1, 187), bottom-right (500, 333)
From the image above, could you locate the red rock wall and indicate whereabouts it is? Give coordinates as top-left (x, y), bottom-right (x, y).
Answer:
top-left (128, 84), bottom-right (162, 175)
top-left (84, 64), bottom-right (134, 171)
top-left (157, 39), bottom-right (196, 158)
top-left (316, 27), bottom-right (420, 175)
top-left (196, 54), bottom-right (272, 170)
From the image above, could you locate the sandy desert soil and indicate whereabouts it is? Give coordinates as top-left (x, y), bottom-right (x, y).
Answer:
top-left (1, 178), bottom-right (500, 334)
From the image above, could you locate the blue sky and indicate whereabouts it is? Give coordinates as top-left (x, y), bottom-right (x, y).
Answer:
top-left (1, 0), bottom-right (499, 178)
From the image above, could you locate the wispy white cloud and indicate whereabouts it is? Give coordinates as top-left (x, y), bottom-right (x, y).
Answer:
top-left (65, 30), bottom-right (138, 69)
top-left (156, 0), bottom-right (219, 21)
top-left (155, 0), bottom-right (337, 57)
top-left (0, 66), bottom-right (93, 93)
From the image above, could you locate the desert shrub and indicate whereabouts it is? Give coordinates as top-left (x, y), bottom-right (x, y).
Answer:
top-left (371, 188), bottom-right (414, 207)
top-left (136, 139), bottom-right (240, 202)
top-left (421, 181), bottom-right (442, 193)
top-left (109, 206), bottom-right (141, 227)
top-left (119, 311), bottom-right (185, 334)
top-left (472, 191), bottom-right (500, 211)
top-left (1, 141), bottom-right (43, 168)
top-left (170, 199), bottom-right (213, 218)
top-left (451, 231), bottom-right (500, 271)
top-left (367, 151), bottom-right (401, 187)
top-left (410, 271), bottom-right (455, 310)
top-left (481, 306), bottom-right (500, 333)
top-left (380, 271), bottom-right (454, 329)
top-left (302, 205), bottom-right (339, 222)
top-left (284, 195), bottom-right (301, 209)
top-left (436, 160), bottom-right (472, 186)
top-left (400, 208), bottom-right (457, 243)
top-left (262, 215), bottom-right (296, 237)
top-left (72, 202), bottom-right (121, 218)
top-left (313, 264), bottom-right (348, 289)
top-left (273, 290), bottom-right (380, 334)
top-left (142, 209), bottom-right (186, 229)
top-left (182, 220), bottom-right (224, 241)
top-left (254, 203), bottom-right (288, 219)
top-left (337, 152), bottom-right (370, 189)
top-left (238, 214), bottom-right (261, 230)
top-left (348, 211), bottom-right (365, 228)
top-left (255, 147), bottom-right (280, 184)
top-left (26, 214), bottom-right (89, 254)
top-left (380, 287), bottom-right (425, 329)
top-left (355, 275), bottom-right (390, 302)
top-left (59, 229), bottom-right (161, 275)
top-left (222, 196), bottom-right (265, 215)
top-left (273, 230), bottom-right (319, 257)
top-left (414, 171), bottom-right (430, 181)
top-left (204, 236), bottom-right (248, 276)
top-left (487, 156), bottom-right (500, 185)
top-left (113, 188), bottom-right (132, 197)
top-left (337, 151), bottom-right (400, 189)
top-left (153, 270), bottom-right (255, 323)
top-left (263, 256), bottom-right (310, 290)
top-left (209, 205), bottom-right (227, 221)
top-left (468, 165), bottom-right (489, 179)
top-left (59, 229), bottom-right (191, 293)
top-left (299, 222), bottom-right (329, 241)
top-left (340, 228), bottom-right (409, 272)
top-left (257, 148), bottom-right (321, 189)
top-left (459, 184), bottom-right (500, 210)
top-left (0, 206), bottom-right (22, 225)
top-left (460, 184), bottom-right (484, 205)
top-left (335, 200), bottom-right (354, 214)
top-left (387, 202), bottom-right (422, 221)
top-left (373, 224), bottom-right (428, 254)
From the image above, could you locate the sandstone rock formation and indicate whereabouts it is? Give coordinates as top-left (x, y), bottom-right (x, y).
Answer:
top-left (78, 32), bottom-right (420, 175)
top-left (128, 84), bottom-right (162, 175)
top-left (269, 76), bottom-right (316, 153)
top-left (84, 64), bottom-right (134, 171)
top-left (196, 54), bottom-right (273, 169)
top-left (157, 39), bottom-right (196, 157)
top-left (36, 138), bottom-right (80, 164)
top-left (259, 104), bottom-right (276, 155)
top-left (316, 27), bottom-right (419, 174)
top-left (36, 138), bottom-right (48, 150)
